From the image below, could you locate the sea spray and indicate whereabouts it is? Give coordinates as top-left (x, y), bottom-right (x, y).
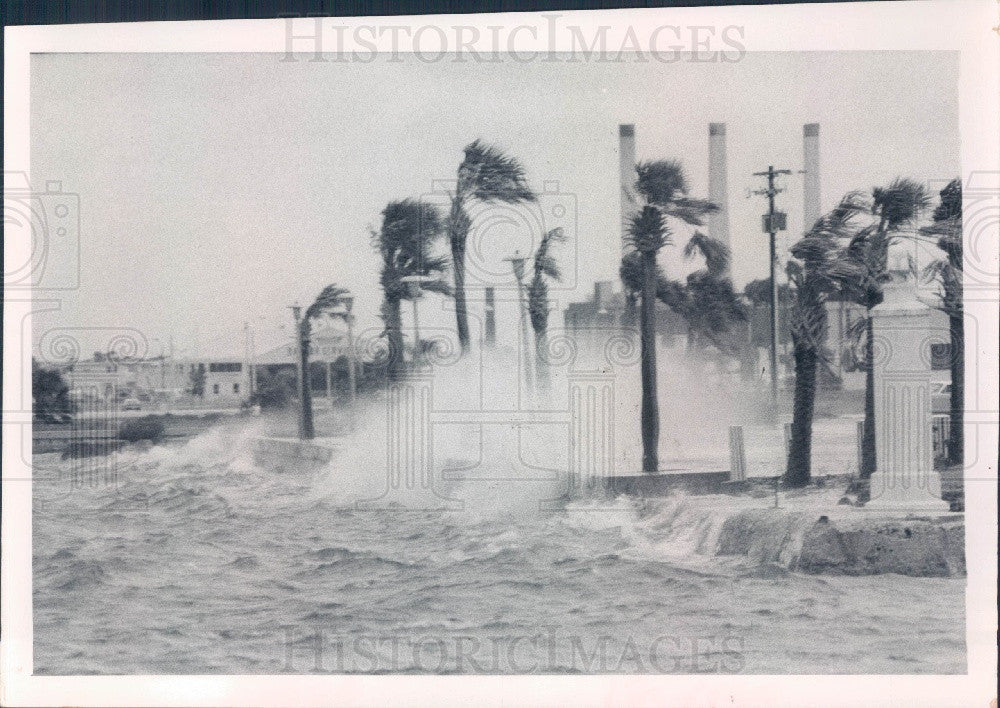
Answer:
top-left (34, 430), bottom-right (965, 674)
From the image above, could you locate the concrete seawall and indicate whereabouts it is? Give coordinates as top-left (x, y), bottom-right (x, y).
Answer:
top-left (716, 509), bottom-right (965, 577)
top-left (251, 437), bottom-right (339, 473)
top-left (246, 440), bottom-right (965, 577)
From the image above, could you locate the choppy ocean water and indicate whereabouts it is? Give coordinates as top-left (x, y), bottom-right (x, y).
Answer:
top-left (32, 426), bottom-right (966, 675)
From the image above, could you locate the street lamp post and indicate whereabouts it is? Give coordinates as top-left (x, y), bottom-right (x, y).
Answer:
top-left (341, 294), bottom-right (356, 403)
top-left (289, 302), bottom-right (306, 439)
top-left (504, 250), bottom-right (533, 393)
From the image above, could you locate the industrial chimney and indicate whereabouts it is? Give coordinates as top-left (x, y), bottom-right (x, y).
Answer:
top-left (619, 124), bottom-right (637, 254)
top-left (707, 123), bottom-right (731, 276)
top-left (803, 123), bottom-right (821, 231)
top-left (484, 287), bottom-right (496, 347)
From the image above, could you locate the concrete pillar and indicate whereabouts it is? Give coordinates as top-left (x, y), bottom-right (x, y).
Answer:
top-left (708, 123), bottom-right (731, 275)
top-left (803, 124), bottom-right (821, 231)
top-left (865, 280), bottom-right (950, 511)
top-left (728, 426), bottom-right (747, 482)
top-left (619, 124), bottom-right (637, 254)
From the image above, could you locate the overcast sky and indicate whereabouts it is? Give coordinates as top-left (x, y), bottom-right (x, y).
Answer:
top-left (30, 51), bottom-right (959, 359)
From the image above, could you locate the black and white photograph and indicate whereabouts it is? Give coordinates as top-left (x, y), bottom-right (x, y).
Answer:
top-left (2, 2), bottom-right (998, 706)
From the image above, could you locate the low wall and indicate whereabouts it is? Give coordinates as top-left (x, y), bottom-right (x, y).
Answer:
top-left (716, 508), bottom-right (965, 577)
top-left (602, 471), bottom-right (730, 496)
top-left (251, 437), bottom-right (338, 473)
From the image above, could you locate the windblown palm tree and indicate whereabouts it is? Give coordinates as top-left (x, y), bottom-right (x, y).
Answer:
top-left (527, 227), bottom-right (566, 392)
top-left (621, 233), bottom-right (747, 383)
top-left (784, 193), bottom-right (868, 486)
top-left (921, 178), bottom-right (963, 465)
top-left (299, 284), bottom-right (352, 440)
top-left (373, 199), bottom-right (452, 379)
top-left (620, 160), bottom-right (718, 472)
top-left (680, 232), bottom-right (747, 359)
top-left (447, 140), bottom-right (535, 353)
top-left (840, 178), bottom-right (931, 478)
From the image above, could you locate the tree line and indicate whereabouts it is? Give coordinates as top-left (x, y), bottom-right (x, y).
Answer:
top-left (300, 143), bottom-right (963, 476)
top-left (608, 156), bottom-right (963, 485)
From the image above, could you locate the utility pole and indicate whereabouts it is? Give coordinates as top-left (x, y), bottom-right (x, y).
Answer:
top-left (752, 166), bottom-right (791, 405)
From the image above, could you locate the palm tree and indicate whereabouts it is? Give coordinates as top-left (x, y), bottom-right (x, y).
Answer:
top-left (527, 227), bottom-right (566, 392)
top-left (299, 284), bottom-right (352, 440)
top-left (784, 193), bottom-right (868, 486)
top-left (620, 160), bottom-right (718, 472)
top-left (922, 178), bottom-right (963, 465)
top-left (841, 178), bottom-right (931, 478)
top-left (680, 232), bottom-right (747, 362)
top-left (621, 232), bottom-right (748, 383)
top-left (373, 199), bottom-right (452, 379)
top-left (447, 140), bottom-right (535, 353)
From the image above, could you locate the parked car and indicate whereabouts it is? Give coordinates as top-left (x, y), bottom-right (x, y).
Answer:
top-left (931, 381), bottom-right (952, 414)
top-left (121, 397), bottom-right (142, 411)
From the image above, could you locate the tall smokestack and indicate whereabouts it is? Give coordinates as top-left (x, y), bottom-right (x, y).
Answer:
top-left (484, 287), bottom-right (496, 347)
top-left (803, 123), bottom-right (821, 231)
top-left (708, 123), bottom-right (731, 276)
top-left (619, 124), bottom-right (637, 254)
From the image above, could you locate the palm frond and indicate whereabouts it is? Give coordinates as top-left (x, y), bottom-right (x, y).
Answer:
top-left (418, 278), bottom-right (454, 298)
top-left (663, 197), bottom-right (719, 227)
top-left (872, 177), bottom-right (932, 227)
top-left (532, 227), bottom-right (566, 281)
top-left (932, 178), bottom-right (962, 222)
top-left (380, 199), bottom-right (444, 252)
top-left (375, 198), bottom-right (453, 318)
top-left (634, 160), bottom-right (689, 206)
top-left (922, 259), bottom-right (951, 282)
top-left (844, 315), bottom-right (869, 347)
top-left (683, 231), bottom-right (730, 275)
top-left (459, 139), bottom-right (536, 203)
top-left (306, 284), bottom-right (351, 320)
top-left (656, 277), bottom-right (689, 313)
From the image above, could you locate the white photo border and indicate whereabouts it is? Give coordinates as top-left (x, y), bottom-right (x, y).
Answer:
top-left (4, 1), bottom-right (998, 705)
